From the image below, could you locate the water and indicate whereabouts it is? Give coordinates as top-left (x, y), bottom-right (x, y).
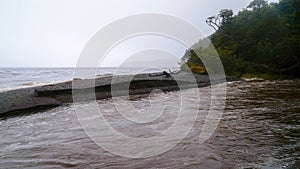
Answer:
top-left (0, 80), bottom-right (299, 168)
top-left (0, 67), bottom-right (176, 91)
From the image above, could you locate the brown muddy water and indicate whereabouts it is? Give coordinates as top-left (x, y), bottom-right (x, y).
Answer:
top-left (0, 80), bottom-right (299, 168)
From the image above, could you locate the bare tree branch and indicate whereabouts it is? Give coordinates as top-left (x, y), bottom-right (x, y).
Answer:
top-left (206, 15), bottom-right (235, 40)
top-left (254, 55), bottom-right (299, 73)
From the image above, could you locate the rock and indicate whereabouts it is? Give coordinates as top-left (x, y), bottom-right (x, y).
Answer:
top-left (0, 72), bottom-right (238, 118)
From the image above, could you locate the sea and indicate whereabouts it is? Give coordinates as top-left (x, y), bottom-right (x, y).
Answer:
top-left (0, 67), bottom-right (175, 92)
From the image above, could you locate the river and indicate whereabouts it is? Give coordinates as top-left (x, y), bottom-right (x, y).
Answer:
top-left (0, 80), bottom-right (299, 168)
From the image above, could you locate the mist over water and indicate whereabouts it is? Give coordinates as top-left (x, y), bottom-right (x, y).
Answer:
top-left (0, 80), bottom-right (299, 168)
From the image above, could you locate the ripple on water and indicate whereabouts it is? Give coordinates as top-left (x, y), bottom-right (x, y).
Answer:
top-left (0, 80), bottom-right (299, 168)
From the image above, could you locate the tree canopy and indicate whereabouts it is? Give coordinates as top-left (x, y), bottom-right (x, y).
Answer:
top-left (181, 0), bottom-right (300, 77)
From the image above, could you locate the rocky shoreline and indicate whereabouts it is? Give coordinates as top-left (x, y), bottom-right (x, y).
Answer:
top-left (0, 72), bottom-right (241, 118)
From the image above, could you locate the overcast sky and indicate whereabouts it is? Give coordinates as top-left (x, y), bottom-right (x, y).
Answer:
top-left (0, 0), bottom-right (278, 67)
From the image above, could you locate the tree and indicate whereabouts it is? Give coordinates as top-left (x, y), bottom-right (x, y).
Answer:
top-left (219, 9), bottom-right (234, 24)
top-left (247, 0), bottom-right (267, 10)
top-left (206, 9), bottom-right (235, 40)
top-left (182, 0), bottom-right (300, 77)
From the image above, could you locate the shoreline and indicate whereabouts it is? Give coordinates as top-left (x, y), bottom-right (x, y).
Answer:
top-left (0, 72), bottom-right (241, 118)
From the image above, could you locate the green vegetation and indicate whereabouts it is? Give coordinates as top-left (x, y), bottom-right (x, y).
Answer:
top-left (241, 73), bottom-right (293, 80)
top-left (181, 0), bottom-right (300, 78)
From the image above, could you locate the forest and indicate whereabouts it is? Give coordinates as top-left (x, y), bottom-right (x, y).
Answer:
top-left (181, 0), bottom-right (300, 78)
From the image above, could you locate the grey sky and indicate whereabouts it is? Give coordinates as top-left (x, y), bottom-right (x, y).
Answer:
top-left (0, 0), bottom-right (278, 67)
